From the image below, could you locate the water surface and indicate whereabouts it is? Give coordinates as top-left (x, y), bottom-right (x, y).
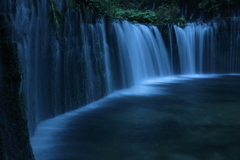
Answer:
top-left (31, 75), bottom-right (240, 160)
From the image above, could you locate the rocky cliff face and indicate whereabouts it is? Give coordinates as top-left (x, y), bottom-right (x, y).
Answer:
top-left (0, 4), bottom-right (34, 160)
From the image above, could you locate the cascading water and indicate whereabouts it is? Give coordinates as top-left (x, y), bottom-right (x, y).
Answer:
top-left (215, 13), bottom-right (240, 73)
top-left (109, 21), bottom-right (171, 88)
top-left (172, 15), bottom-right (240, 74)
top-left (227, 12), bottom-right (240, 72)
top-left (12, 0), bottom-right (172, 136)
top-left (173, 23), bottom-right (215, 74)
top-left (5, 0), bottom-right (240, 137)
top-left (15, 0), bottom-right (113, 135)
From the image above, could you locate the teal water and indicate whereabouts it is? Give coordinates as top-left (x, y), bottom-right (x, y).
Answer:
top-left (31, 75), bottom-right (240, 160)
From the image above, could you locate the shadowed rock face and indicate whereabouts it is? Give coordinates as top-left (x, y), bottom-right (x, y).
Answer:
top-left (0, 12), bottom-right (34, 160)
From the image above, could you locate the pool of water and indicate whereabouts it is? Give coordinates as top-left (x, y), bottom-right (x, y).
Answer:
top-left (31, 75), bottom-right (240, 160)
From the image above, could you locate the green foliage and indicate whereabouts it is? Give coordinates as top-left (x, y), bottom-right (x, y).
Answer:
top-left (155, 4), bottom-right (182, 24)
top-left (83, 0), bottom-right (186, 25)
top-left (43, 0), bottom-right (240, 27)
top-left (48, 0), bottom-right (63, 38)
top-left (64, 0), bottom-right (183, 24)
top-left (68, 0), bottom-right (81, 12)
top-left (64, 0), bottom-right (187, 25)
top-left (113, 9), bottom-right (157, 23)
top-left (198, 0), bottom-right (240, 13)
top-left (198, 0), bottom-right (223, 12)
top-left (89, 0), bottom-right (120, 16)
top-left (32, 0), bottom-right (38, 12)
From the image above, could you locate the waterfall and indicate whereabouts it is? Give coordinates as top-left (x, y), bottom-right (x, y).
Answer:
top-left (172, 15), bottom-right (240, 74)
top-left (229, 12), bottom-right (240, 72)
top-left (14, 0), bottom-right (112, 135)
top-left (173, 23), bottom-right (215, 74)
top-left (11, 0), bottom-right (171, 136)
top-left (109, 21), bottom-right (171, 88)
top-left (4, 0), bottom-right (239, 136)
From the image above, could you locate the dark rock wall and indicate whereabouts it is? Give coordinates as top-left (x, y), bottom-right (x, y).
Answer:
top-left (0, 6), bottom-right (35, 160)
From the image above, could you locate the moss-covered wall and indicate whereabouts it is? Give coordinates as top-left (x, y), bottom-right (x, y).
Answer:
top-left (0, 13), bottom-right (34, 160)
